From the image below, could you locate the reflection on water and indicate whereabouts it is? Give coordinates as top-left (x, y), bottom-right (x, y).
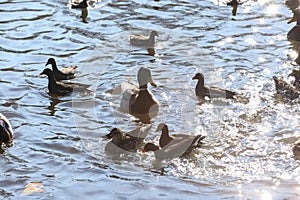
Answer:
top-left (1, 0), bottom-right (300, 199)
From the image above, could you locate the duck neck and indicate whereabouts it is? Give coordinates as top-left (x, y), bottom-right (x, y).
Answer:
top-left (139, 84), bottom-right (148, 89)
top-left (51, 61), bottom-right (59, 72)
top-left (195, 78), bottom-right (205, 95)
top-left (46, 72), bottom-right (58, 88)
top-left (159, 124), bottom-right (172, 147)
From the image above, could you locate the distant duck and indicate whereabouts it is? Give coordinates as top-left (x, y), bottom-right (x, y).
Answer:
top-left (130, 31), bottom-right (159, 48)
top-left (288, 68), bottom-right (300, 90)
top-left (227, 0), bottom-right (240, 16)
top-left (273, 76), bottom-right (299, 100)
top-left (105, 125), bottom-right (151, 154)
top-left (287, 8), bottom-right (300, 41)
top-left (192, 73), bottom-right (236, 99)
top-left (45, 58), bottom-right (77, 81)
top-left (120, 67), bottom-right (159, 123)
top-left (155, 122), bottom-right (205, 149)
top-left (0, 113), bottom-right (14, 148)
top-left (71, 0), bottom-right (88, 9)
top-left (142, 129), bottom-right (205, 161)
top-left (292, 139), bottom-right (300, 159)
top-left (285, 0), bottom-right (300, 23)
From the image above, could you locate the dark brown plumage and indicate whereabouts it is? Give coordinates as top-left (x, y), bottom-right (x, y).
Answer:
top-left (130, 31), bottom-right (159, 48)
top-left (45, 58), bottom-right (77, 81)
top-left (227, 0), bottom-right (240, 16)
top-left (287, 8), bottom-right (300, 41)
top-left (71, 0), bottom-right (88, 9)
top-left (273, 76), bottom-right (299, 100)
top-left (192, 73), bottom-right (236, 99)
top-left (285, 0), bottom-right (300, 23)
top-left (39, 68), bottom-right (73, 95)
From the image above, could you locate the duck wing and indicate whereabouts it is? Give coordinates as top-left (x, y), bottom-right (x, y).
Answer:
top-left (206, 86), bottom-right (236, 99)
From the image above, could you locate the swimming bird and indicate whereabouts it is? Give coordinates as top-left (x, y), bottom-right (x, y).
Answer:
top-left (288, 68), bottom-right (300, 90)
top-left (45, 58), bottom-right (77, 81)
top-left (142, 124), bottom-right (205, 161)
top-left (227, 0), bottom-right (240, 16)
top-left (39, 68), bottom-right (90, 95)
top-left (292, 139), bottom-right (300, 159)
top-left (130, 31), bottom-right (159, 48)
top-left (105, 125), bottom-right (151, 154)
top-left (273, 76), bottom-right (299, 100)
top-left (120, 67), bottom-right (159, 123)
top-left (192, 73), bottom-right (236, 99)
top-left (287, 8), bottom-right (300, 41)
top-left (285, 0), bottom-right (300, 23)
top-left (0, 113), bottom-right (14, 148)
top-left (155, 122), bottom-right (205, 148)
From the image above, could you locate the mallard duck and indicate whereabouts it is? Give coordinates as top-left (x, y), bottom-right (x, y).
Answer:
top-left (120, 67), bottom-right (159, 123)
top-left (285, 0), bottom-right (300, 23)
top-left (292, 139), bottom-right (300, 159)
top-left (273, 76), bottom-right (299, 100)
top-left (0, 113), bottom-right (14, 148)
top-left (143, 123), bottom-right (205, 161)
top-left (156, 122), bottom-right (205, 148)
top-left (105, 126), bottom-right (151, 154)
top-left (192, 73), bottom-right (236, 99)
top-left (289, 68), bottom-right (300, 90)
top-left (287, 8), bottom-right (300, 41)
top-left (227, 0), bottom-right (240, 16)
top-left (130, 31), bottom-right (159, 48)
top-left (106, 124), bottom-right (152, 149)
top-left (45, 58), bottom-right (77, 81)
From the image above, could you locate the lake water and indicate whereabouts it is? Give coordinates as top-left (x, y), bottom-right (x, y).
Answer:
top-left (1, 0), bottom-right (300, 199)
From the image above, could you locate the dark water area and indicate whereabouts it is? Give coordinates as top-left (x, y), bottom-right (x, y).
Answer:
top-left (1, 0), bottom-right (300, 199)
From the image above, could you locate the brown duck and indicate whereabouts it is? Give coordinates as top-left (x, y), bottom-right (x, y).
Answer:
top-left (273, 76), bottom-right (299, 100)
top-left (227, 0), bottom-right (240, 16)
top-left (292, 139), bottom-right (300, 159)
top-left (130, 31), bottom-right (159, 48)
top-left (192, 73), bottom-right (236, 99)
top-left (0, 113), bottom-right (14, 147)
top-left (45, 58), bottom-right (77, 81)
top-left (142, 123), bottom-right (205, 161)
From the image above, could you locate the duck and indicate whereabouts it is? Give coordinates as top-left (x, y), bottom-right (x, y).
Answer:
top-left (192, 73), bottom-right (236, 99)
top-left (292, 139), bottom-right (300, 159)
top-left (106, 124), bottom-right (152, 148)
top-left (142, 124), bottom-right (205, 161)
top-left (105, 126), bottom-right (150, 154)
top-left (71, 0), bottom-right (88, 9)
top-left (120, 67), bottom-right (159, 123)
top-left (39, 68), bottom-right (73, 95)
top-left (285, 0), bottom-right (300, 23)
top-left (130, 31), bottom-right (159, 48)
top-left (273, 76), bottom-right (299, 100)
top-left (155, 122), bottom-right (205, 148)
top-left (0, 113), bottom-right (14, 148)
top-left (289, 68), bottom-right (300, 90)
top-left (227, 0), bottom-right (240, 16)
top-left (287, 8), bottom-right (300, 41)
top-left (45, 58), bottom-right (77, 81)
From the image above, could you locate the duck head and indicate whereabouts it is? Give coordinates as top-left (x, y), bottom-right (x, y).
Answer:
top-left (45, 58), bottom-right (56, 67)
top-left (150, 31), bottom-right (159, 38)
top-left (142, 143), bottom-right (159, 153)
top-left (106, 128), bottom-right (122, 139)
top-left (137, 67), bottom-right (157, 88)
top-left (155, 122), bottom-right (167, 132)
top-left (39, 68), bottom-right (54, 77)
top-left (192, 73), bottom-right (205, 85)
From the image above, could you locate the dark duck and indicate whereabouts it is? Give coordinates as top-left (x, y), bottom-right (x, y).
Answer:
top-left (45, 58), bottom-right (77, 81)
top-left (192, 73), bottom-right (236, 99)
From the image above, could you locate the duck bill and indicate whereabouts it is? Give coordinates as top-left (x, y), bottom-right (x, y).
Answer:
top-left (288, 72), bottom-right (295, 77)
top-left (39, 73), bottom-right (45, 77)
top-left (142, 149), bottom-right (147, 154)
top-left (192, 75), bottom-right (197, 80)
top-left (150, 79), bottom-right (157, 87)
top-left (288, 14), bottom-right (297, 24)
